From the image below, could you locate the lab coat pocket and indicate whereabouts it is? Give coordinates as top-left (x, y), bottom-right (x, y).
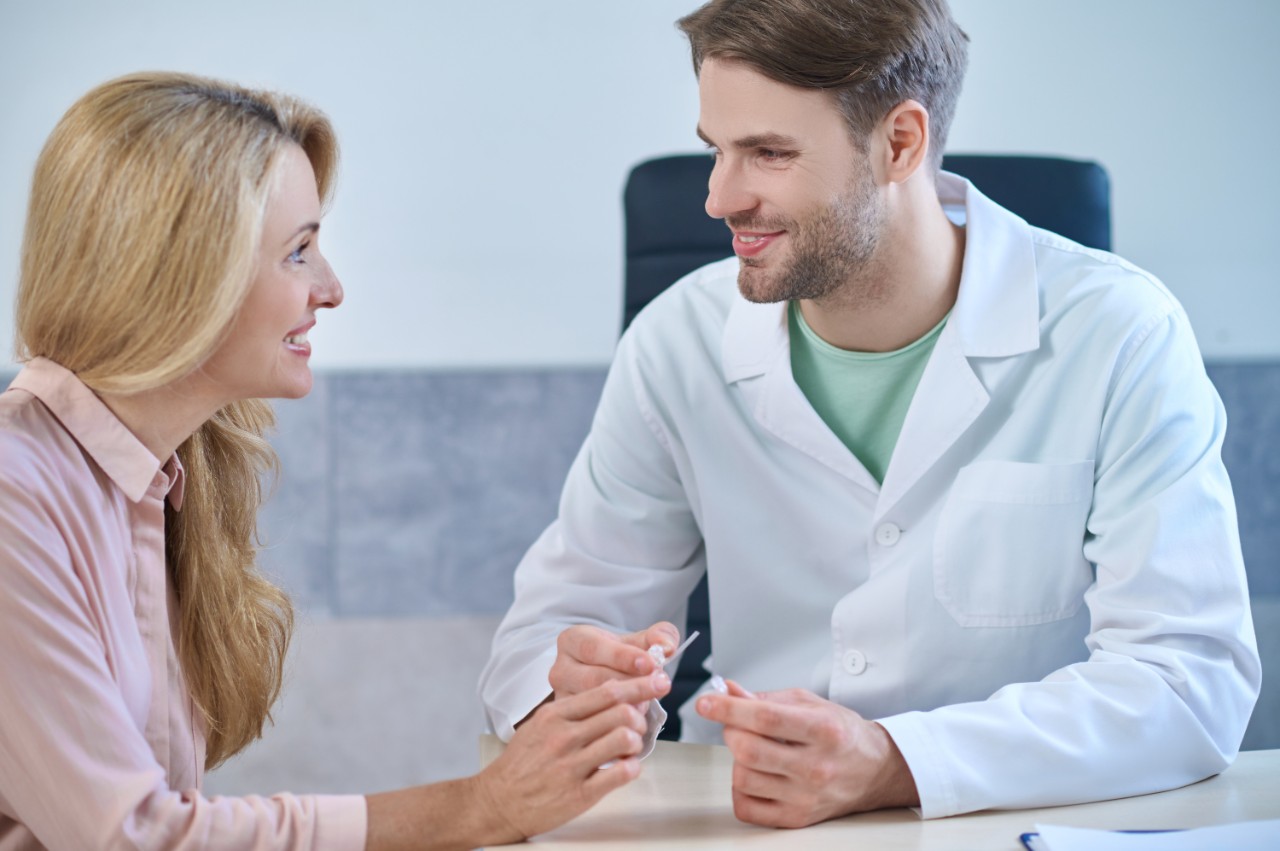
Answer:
top-left (934, 460), bottom-right (1094, 628)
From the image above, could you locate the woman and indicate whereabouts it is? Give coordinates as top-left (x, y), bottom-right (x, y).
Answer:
top-left (0, 73), bottom-right (670, 850)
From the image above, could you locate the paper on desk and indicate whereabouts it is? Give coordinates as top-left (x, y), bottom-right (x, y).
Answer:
top-left (1034, 819), bottom-right (1280, 850)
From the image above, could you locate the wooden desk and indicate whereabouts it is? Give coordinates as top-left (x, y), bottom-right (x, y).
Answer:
top-left (480, 737), bottom-right (1279, 849)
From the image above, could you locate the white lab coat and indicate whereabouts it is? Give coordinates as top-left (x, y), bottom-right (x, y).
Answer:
top-left (479, 173), bottom-right (1260, 818)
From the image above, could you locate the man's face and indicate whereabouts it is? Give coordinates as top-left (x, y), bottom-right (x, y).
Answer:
top-left (697, 57), bottom-right (884, 304)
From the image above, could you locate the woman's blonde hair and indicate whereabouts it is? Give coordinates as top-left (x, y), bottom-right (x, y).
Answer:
top-left (16, 72), bottom-right (339, 768)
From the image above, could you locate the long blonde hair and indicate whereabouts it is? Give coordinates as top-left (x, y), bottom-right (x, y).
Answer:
top-left (16, 72), bottom-right (339, 768)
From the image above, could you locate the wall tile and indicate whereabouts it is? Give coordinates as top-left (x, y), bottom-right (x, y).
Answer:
top-left (1243, 595), bottom-right (1280, 751)
top-left (328, 369), bottom-right (606, 617)
top-left (205, 615), bottom-right (502, 795)
top-left (1208, 363), bottom-right (1280, 597)
top-left (259, 379), bottom-right (335, 617)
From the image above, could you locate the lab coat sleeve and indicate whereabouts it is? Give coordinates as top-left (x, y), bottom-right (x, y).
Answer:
top-left (878, 306), bottom-right (1261, 818)
top-left (479, 328), bottom-right (706, 740)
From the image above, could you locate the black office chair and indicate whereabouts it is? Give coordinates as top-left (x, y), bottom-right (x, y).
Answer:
top-left (622, 153), bottom-right (1112, 740)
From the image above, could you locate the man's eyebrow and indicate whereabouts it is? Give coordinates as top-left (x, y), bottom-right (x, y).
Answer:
top-left (695, 126), bottom-right (799, 150)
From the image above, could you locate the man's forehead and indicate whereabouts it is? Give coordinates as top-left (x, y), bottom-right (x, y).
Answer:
top-left (697, 62), bottom-right (845, 147)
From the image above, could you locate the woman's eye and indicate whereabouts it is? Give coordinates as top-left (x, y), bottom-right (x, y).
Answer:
top-left (288, 241), bottom-right (309, 264)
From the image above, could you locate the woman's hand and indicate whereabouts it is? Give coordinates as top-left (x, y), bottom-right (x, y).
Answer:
top-left (366, 670), bottom-right (670, 851)
top-left (474, 671), bottom-right (671, 843)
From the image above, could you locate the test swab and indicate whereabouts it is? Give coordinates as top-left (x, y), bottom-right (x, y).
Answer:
top-left (601, 631), bottom-right (703, 772)
top-left (648, 629), bottom-right (700, 670)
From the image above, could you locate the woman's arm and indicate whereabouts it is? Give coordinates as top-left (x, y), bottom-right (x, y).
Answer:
top-left (0, 433), bottom-right (667, 850)
top-left (366, 675), bottom-right (669, 851)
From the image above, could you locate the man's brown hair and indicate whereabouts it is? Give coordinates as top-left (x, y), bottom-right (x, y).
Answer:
top-left (678, 0), bottom-right (969, 171)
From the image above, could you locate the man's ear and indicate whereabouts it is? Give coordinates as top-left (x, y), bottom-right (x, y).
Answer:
top-left (880, 99), bottom-right (930, 184)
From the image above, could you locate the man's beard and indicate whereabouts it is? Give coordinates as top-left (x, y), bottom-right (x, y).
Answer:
top-left (730, 165), bottom-right (883, 305)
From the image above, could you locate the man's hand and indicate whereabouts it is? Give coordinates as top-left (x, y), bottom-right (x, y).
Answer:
top-left (548, 622), bottom-right (680, 702)
top-left (695, 685), bottom-right (920, 828)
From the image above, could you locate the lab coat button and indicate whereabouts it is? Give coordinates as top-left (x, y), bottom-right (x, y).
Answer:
top-left (842, 649), bottom-right (868, 676)
top-left (875, 523), bottom-right (901, 546)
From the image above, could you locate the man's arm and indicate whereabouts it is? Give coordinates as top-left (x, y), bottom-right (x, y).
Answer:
top-left (479, 328), bottom-right (706, 739)
top-left (877, 305), bottom-right (1260, 818)
top-left (700, 304), bottom-right (1259, 825)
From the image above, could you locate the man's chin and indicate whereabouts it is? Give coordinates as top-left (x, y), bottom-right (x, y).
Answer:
top-left (736, 265), bottom-right (787, 304)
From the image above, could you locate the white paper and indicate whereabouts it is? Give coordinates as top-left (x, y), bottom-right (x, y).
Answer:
top-left (1034, 819), bottom-right (1280, 851)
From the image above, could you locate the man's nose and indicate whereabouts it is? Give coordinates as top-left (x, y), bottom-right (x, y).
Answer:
top-left (705, 158), bottom-right (757, 220)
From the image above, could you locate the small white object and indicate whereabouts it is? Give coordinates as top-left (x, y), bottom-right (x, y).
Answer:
top-left (708, 674), bottom-right (729, 694)
top-left (875, 522), bottom-right (902, 546)
top-left (648, 630), bottom-right (700, 670)
top-left (842, 648), bottom-right (868, 676)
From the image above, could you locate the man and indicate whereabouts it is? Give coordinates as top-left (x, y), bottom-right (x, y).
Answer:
top-left (480, 0), bottom-right (1260, 826)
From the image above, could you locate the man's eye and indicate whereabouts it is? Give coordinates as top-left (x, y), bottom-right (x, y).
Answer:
top-left (760, 149), bottom-right (786, 160)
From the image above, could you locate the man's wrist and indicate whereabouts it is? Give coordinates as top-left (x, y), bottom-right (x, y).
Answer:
top-left (867, 722), bottom-right (921, 810)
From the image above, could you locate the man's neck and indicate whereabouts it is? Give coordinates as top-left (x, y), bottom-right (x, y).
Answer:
top-left (798, 191), bottom-right (965, 353)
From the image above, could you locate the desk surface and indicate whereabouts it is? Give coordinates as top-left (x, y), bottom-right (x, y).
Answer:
top-left (479, 737), bottom-right (1280, 850)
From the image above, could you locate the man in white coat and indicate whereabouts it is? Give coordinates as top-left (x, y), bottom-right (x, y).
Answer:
top-left (479, 0), bottom-right (1260, 826)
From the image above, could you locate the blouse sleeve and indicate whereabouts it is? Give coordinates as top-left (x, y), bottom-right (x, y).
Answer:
top-left (0, 430), bottom-right (367, 850)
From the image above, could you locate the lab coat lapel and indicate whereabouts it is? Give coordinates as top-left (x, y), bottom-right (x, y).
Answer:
top-left (876, 173), bottom-right (1042, 515)
top-left (722, 295), bottom-right (880, 492)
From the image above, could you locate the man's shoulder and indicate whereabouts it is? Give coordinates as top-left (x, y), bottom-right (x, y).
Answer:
top-left (1029, 228), bottom-right (1182, 330)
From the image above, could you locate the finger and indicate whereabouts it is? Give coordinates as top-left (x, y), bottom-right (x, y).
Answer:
top-left (696, 693), bottom-right (805, 741)
top-left (724, 678), bottom-right (756, 699)
top-left (557, 672), bottom-right (671, 722)
top-left (544, 702), bottom-right (646, 756)
top-left (578, 723), bottom-right (646, 769)
top-left (753, 687), bottom-right (820, 707)
top-left (559, 626), bottom-right (655, 675)
top-left (731, 788), bottom-right (790, 828)
top-left (583, 755), bottom-right (642, 799)
top-left (639, 622), bottom-right (681, 653)
top-left (732, 759), bottom-right (791, 802)
top-left (549, 656), bottom-right (630, 698)
top-left (723, 726), bottom-right (794, 775)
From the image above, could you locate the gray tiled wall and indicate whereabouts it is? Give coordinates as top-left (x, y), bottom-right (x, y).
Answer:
top-left (249, 364), bottom-right (1280, 617)
top-left (3, 362), bottom-right (1278, 798)
top-left (1207, 363), bottom-right (1280, 597)
top-left (258, 369), bottom-right (606, 618)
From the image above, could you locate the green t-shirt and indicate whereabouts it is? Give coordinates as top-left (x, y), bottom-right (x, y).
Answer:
top-left (788, 301), bottom-right (948, 484)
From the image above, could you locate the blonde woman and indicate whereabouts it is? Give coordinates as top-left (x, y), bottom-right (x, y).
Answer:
top-left (0, 73), bottom-right (670, 850)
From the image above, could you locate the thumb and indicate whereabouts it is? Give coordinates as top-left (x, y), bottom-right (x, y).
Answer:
top-left (643, 622), bottom-right (681, 652)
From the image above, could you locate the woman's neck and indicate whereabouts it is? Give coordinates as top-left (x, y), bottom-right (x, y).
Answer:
top-left (97, 372), bottom-right (228, 461)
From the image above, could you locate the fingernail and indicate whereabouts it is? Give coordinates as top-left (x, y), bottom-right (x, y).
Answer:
top-left (653, 671), bottom-right (670, 688)
top-left (635, 656), bottom-right (649, 673)
top-left (697, 697), bottom-right (712, 715)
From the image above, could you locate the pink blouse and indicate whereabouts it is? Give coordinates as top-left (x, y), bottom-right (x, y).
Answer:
top-left (0, 358), bottom-right (366, 850)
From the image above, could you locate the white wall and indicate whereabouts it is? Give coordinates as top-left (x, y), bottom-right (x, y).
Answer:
top-left (2, 0), bottom-right (1277, 371)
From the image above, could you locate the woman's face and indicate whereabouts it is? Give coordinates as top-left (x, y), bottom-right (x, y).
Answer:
top-left (202, 144), bottom-right (343, 401)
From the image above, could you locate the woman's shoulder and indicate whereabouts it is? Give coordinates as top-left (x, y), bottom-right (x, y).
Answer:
top-left (0, 387), bottom-right (94, 502)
